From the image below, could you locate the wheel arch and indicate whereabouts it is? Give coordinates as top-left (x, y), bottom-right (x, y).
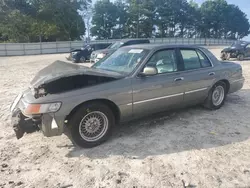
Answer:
top-left (65, 99), bottom-right (121, 125)
top-left (214, 79), bottom-right (230, 93)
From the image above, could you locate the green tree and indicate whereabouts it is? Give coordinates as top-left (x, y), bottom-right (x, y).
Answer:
top-left (112, 0), bottom-right (129, 38)
top-left (199, 0), bottom-right (249, 39)
top-left (0, 0), bottom-right (89, 42)
top-left (91, 0), bottom-right (118, 39)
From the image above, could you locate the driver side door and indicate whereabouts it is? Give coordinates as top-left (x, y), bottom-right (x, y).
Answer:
top-left (131, 48), bottom-right (185, 117)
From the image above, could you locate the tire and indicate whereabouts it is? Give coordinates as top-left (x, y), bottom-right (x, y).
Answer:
top-left (68, 102), bottom-right (115, 148)
top-left (80, 56), bottom-right (86, 63)
top-left (237, 54), bottom-right (244, 61)
top-left (73, 58), bottom-right (80, 63)
top-left (204, 81), bottom-right (227, 110)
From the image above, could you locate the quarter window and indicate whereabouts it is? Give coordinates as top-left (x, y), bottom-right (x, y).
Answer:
top-left (145, 49), bottom-right (177, 74)
top-left (197, 50), bottom-right (212, 68)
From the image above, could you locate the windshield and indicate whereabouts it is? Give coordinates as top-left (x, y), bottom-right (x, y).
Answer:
top-left (92, 48), bottom-right (149, 75)
top-left (231, 41), bottom-right (247, 47)
top-left (108, 42), bottom-right (124, 49)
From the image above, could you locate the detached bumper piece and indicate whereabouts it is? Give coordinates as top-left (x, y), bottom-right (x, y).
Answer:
top-left (11, 109), bottom-right (40, 139)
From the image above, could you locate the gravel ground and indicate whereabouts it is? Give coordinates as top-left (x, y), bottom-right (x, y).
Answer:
top-left (0, 49), bottom-right (250, 188)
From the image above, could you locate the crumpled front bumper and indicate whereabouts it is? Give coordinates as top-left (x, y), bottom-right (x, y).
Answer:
top-left (10, 93), bottom-right (66, 139)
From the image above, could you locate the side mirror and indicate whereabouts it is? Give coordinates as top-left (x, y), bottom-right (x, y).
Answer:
top-left (138, 66), bottom-right (157, 77)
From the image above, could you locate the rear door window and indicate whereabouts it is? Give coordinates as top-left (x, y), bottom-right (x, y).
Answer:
top-left (180, 49), bottom-right (201, 70)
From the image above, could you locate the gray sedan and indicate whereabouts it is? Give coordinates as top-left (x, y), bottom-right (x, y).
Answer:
top-left (10, 44), bottom-right (245, 148)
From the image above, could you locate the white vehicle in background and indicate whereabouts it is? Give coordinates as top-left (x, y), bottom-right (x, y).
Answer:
top-left (90, 39), bottom-right (150, 63)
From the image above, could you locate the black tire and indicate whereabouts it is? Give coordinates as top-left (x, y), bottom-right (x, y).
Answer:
top-left (237, 54), bottom-right (244, 61)
top-left (73, 58), bottom-right (80, 63)
top-left (204, 81), bottom-right (227, 110)
top-left (68, 102), bottom-right (115, 148)
top-left (79, 56), bottom-right (86, 63)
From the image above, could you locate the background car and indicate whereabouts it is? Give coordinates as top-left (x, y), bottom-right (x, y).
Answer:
top-left (66, 43), bottom-right (112, 63)
top-left (90, 39), bottom-right (150, 63)
top-left (11, 44), bottom-right (244, 148)
top-left (221, 41), bottom-right (250, 61)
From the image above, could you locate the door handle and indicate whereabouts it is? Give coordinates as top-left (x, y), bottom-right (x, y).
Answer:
top-left (209, 72), bottom-right (215, 76)
top-left (174, 77), bottom-right (184, 82)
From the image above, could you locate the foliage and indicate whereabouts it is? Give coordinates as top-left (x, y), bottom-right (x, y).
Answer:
top-left (0, 0), bottom-right (90, 42)
top-left (91, 0), bottom-right (250, 39)
top-left (0, 0), bottom-right (249, 42)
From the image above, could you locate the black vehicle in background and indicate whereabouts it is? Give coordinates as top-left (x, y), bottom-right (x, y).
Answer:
top-left (66, 43), bottom-right (112, 63)
top-left (221, 41), bottom-right (250, 61)
top-left (90, 39), bottom-right (150, 63)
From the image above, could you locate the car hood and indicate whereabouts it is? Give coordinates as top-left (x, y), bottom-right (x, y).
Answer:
top-left (92, 48), bottom-right (116, 55)
top-left (30, 60), bottom-right (123, 89)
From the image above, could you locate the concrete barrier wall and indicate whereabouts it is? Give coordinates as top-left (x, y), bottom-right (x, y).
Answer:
top-left (0, 38), bottom-right (234, 56)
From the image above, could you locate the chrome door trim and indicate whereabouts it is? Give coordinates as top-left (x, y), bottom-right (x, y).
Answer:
top-left (127, 92), bottom-right (183, 106)
top-left (128, 87), bottom-right (209, 106)
top-left (185, 87), bottom-right (208, 94)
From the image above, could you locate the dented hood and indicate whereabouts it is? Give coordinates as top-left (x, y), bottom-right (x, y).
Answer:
top-left (30, 60), bottom-right (123, 88)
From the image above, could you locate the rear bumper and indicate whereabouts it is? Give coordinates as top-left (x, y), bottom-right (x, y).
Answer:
top-left (229, 78), bottom-right (245, 94)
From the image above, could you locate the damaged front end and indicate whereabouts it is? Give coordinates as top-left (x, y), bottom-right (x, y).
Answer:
top-left (30, 60), bottom-right (120, 99)
top-left (10, 93), bottom-right (64, 139)
top-left (11, 108), bottom-right (40, 139)
top-left (10, 60), bottom-right (121, 139)
top-left (33, 74), bottom-right (117, 99)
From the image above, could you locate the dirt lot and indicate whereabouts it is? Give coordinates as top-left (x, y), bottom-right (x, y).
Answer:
top-left (0, 48), bottom-right (250, 188)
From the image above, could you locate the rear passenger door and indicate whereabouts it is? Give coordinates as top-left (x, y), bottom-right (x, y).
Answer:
top-left (178, 48), bottom-right (216, 104)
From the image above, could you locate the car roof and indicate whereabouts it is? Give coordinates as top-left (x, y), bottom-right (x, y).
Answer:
top-left (120, 43), bottom-right (204, 50)
top-left (90, 42), bottom-right (112, 45)
top-left (120, 39), bottom-right (150, 42)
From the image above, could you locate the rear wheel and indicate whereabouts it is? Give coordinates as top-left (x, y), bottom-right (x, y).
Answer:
top-left (204, 81), bottom-right (227, 110)
top-left (237, 54), bottom-right (244, 61)
top-left (69, 102), bottom-right (115, 148)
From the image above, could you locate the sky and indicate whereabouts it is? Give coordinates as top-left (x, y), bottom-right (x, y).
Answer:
top-left (92, 0), bottom-right (250, 40)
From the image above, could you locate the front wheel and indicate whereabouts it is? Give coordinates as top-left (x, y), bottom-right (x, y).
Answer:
top-left (69, 103), bottom-right (115, 148)
top-left (204, 81), bottom-right (227, 110)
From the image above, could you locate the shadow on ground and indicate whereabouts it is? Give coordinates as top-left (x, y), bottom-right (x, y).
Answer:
top-left (65, 89), bottom-right (250, 159)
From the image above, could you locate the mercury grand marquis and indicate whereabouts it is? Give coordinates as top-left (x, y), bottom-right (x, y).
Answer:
top-left (10, 44), bottom-right (245, 148)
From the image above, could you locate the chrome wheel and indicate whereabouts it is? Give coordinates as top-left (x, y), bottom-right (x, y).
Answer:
top-left (79, 111), bottom-right (109, 142)
top-left (212, 86), bottom-right (225, 106)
